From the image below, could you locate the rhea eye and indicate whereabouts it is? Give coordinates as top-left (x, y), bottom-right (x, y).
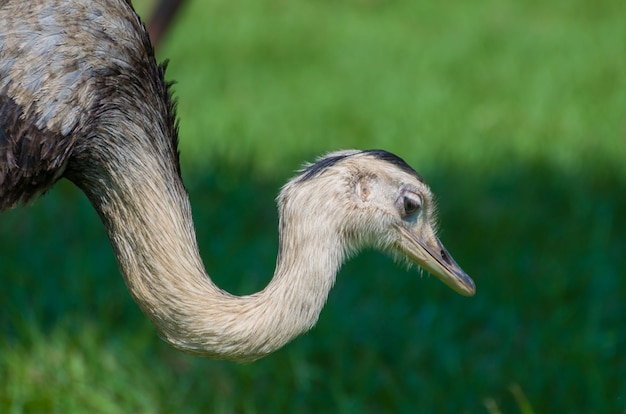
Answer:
top-left (402, 194), bottom-right (422, 217)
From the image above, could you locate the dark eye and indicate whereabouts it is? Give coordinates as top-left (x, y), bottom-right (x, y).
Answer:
top-left (402, 194), bottom-right (422, 217)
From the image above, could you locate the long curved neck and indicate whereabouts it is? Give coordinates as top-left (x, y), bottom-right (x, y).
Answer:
top-left (71, 129), bottom-right (343, 361)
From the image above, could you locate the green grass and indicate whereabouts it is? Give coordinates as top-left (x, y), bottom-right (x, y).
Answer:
top-left (2, 0), bottom-right (625, 412)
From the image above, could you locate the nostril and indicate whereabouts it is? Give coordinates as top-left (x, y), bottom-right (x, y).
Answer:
top-left (440, 249), bottom-right (451, 264)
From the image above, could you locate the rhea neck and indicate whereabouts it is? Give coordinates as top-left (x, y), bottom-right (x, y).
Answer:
top-left (70, 124), bottom-right (345, 361)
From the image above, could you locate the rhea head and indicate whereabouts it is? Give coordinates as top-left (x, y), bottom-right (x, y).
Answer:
top-left (278, 149), bottom-right (475, 297)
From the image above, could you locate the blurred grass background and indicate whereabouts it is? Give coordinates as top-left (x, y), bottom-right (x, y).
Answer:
top-left (1, 0), bottom-right (625, 412)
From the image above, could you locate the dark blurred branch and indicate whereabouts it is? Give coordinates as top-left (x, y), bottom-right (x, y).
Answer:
top-left (146, 0), bottom-right (185, 48)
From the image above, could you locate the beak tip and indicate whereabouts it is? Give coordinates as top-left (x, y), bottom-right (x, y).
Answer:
top-left (453, 283), bottom-right (475, 297)
top-left (449, 273), bottom-right (475, 297)
top-left (460, 278), bottom-right (476, 297)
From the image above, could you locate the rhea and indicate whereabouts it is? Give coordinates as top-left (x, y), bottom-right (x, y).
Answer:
top-left (0, 0), bottom-right (475, 361)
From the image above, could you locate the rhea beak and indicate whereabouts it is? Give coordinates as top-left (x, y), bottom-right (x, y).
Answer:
top-left (396, 225), bottom-right (476, 297)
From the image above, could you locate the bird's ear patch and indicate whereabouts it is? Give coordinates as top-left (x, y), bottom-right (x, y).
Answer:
top-left (354, 175), bottom-right (374, 202)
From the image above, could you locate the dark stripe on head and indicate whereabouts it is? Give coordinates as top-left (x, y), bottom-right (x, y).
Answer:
top-left (297, 149), bottom-right (423, 183)
top-left (362, 149), bottom-right (424, 182)
top-left (297, 152), bottom-right (354, 182)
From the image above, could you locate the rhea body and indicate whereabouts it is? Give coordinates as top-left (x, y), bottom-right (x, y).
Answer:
top-left (0, 0), bottom-right (475, 361)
